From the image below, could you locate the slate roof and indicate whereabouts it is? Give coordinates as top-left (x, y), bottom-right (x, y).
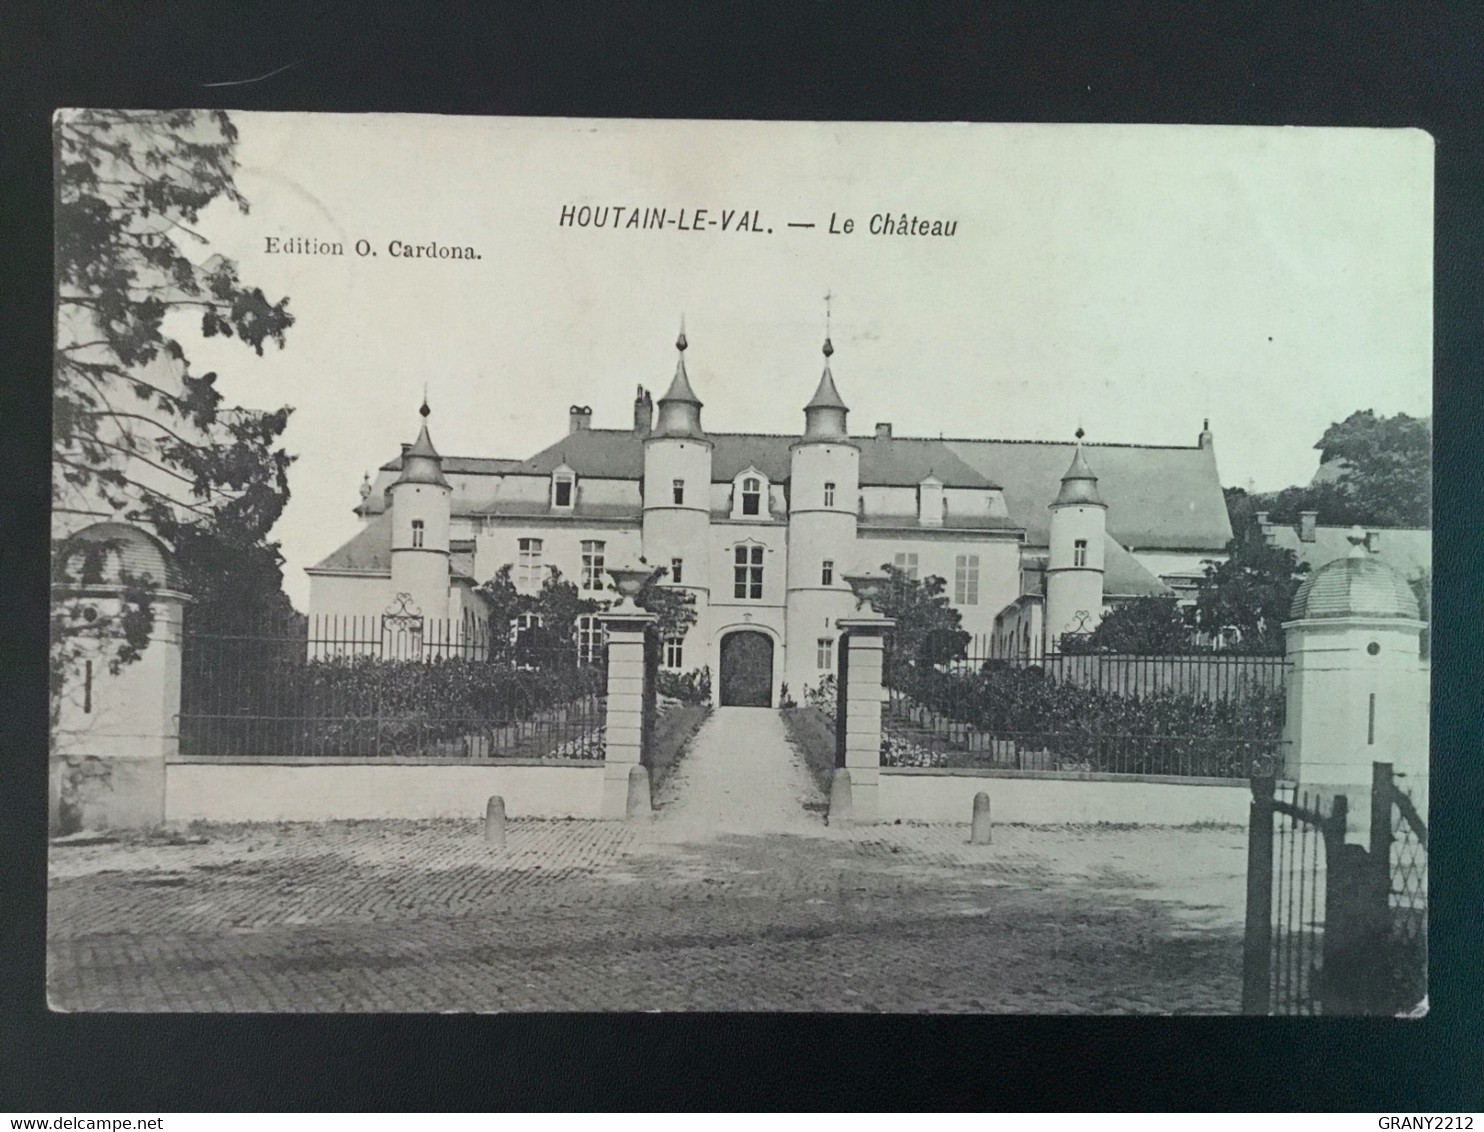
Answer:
top-left (471, 499), bottom-right (643, 521)
top-left (308, 513), bottom-right (393, 574)
top-left (1103, 536), bottom-right (1175, 598)
top-left (1266, 524), bottom-right (1430, 582)
top-left (943, 439), bottom-right (1230, 550)
top-left (512, 429), bottom-right (998, 489)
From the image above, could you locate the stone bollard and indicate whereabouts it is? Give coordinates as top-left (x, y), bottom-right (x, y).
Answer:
top-left (970, 791), bottom-right (992, 844)
top-left (485, 795), bottom-right (507, 847)
top-left (626, 764), bottom-right (652, 819)
top-left (828, 768), bottom-right (853, 827)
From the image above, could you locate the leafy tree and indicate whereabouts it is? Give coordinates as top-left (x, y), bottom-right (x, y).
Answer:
top-left (473, 565), bottom-right (602, 662)
top-left (872, 565), bottom-right (970, 677)
top-left (635, 567), bottom-right (698, 642)
top-left (1231, 411), bottom-right (1431, 531)
top-left (1192, 530), bottom-right (1309, 654)
top-left (1314, 410), bottom-right (1431, 527)
top-left (1062, 595), bottom-right (1194, 655)
top-left (53, 109), bottom-right (297, 665)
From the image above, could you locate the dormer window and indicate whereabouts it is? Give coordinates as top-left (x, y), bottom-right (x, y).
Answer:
top-left (552, 465), bottom-right (576, 510)
top-left (742, 477), bottom-right (761, 516)
top-left (730, 467), bottom-right (770, 521)
top-left (823, 481), bottom-right (835, 507)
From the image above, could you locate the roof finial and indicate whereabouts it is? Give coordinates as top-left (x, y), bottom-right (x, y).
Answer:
top-left (1074, 427), bottom-right (1085, 441)
top-left (420, 383), bottom-right (430, 419)
top-left (1203, 417), bottom-right (1210, 432)
top-left (676, 315), bottom-right (687, 353)
top-left (823, 288), bottom-right (834, 357)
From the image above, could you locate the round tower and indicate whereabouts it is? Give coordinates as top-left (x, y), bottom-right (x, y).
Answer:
top-left (642, 327), bottom-right (713, 605)
top-left (786, 335), bottom-right (861, 695)
top-left (1044, 431), bottom-right (1107, 652)
top-left (388, 397), bottom-right (452, 622)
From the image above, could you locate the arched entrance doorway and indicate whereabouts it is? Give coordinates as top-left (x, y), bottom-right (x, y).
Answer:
top-left (719, 630), bottom-right (774, 707)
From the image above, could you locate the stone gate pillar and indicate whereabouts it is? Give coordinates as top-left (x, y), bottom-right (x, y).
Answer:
top-left (50, 523), bottom-right (191, 833)
top-left (598, 608), bottom-right (658, 819)
top-left (1282, 532), bottom-right (1429, 839)
top-left (835, 616), bottom-right (895, 824)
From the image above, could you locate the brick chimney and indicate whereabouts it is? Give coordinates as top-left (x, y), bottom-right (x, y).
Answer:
top-left (1365, 529), bottom-right (1381, 553)
top-left (569, 405), bottom-right (593, 434)
top-left (633, 385), bottom-right (653, 436)
top-left (875, 422), bottom-right (892, 439)
top-left (1299, 510), bottom-right (1318, 543)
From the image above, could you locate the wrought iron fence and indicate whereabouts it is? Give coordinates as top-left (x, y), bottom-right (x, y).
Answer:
top-left (883, 637), bottom-right (1287, 778)
top-left (180, 607), bottom-right (607, 760)
top-left (1376, 764), bottom-right (1428, 1015)
top-left (1243, 764), bottom-right (1428, 1016)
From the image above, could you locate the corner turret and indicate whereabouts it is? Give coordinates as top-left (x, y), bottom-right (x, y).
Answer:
top-left (388, 395), bottom-right (452, 620)
top-left (1044, 430), bottom-right (1108, 651)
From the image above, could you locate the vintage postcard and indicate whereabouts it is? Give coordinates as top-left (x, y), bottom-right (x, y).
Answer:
top-left (49, 112), bottom-right (1431, 1013)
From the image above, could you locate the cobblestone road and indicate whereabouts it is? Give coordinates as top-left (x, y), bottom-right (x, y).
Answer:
top-left (48, 815), bottom-right (1248, 1013)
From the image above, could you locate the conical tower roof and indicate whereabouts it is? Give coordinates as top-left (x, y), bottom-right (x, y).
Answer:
top-left (1052, 432), bottom-right (1104, 507)
top-left (805, 340), bottom-right (848, 411)
top-left (395, 397), bottom-right (450, 488)
top-left (659, 329), bottom-right (702, 406)
top-left (800, 336), bottom-right (850, 441)
top-left (652, 326), bottom-right (708, 441)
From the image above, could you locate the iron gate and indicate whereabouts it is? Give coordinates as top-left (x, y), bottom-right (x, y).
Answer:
top-left (1243, 762), bottom-right (1428, 1015)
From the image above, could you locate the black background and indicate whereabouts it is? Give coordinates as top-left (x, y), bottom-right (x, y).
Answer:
top-left (3, 0), bottom-right (1482, 1112)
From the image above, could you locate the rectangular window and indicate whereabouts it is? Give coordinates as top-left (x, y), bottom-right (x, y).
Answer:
top-left (894, 552), bottom-right (919, 580)
top-left (670, 557), bottom-right (683, 584)
top-left (575, 615), bottom-right (604, 664)
top-left (734, 544), bottom-right (764, 599)
top-left (554, 476), bottom-right (573, 507)
top-left (411, 519), bottom-right (425, 548)
top-left (954, 554), bottom-right (979, 605)
top-left (817, 638), bottom-right (834, 670)
top-left (517, 537), bottom-right (544, 589)
top-left (823, 481), bottom-right (835, 507)
top-left (665, 637), bottom-right (684, 669)
top-left (821, 559), bottom-right (834, 586)
top-left (581, 540), bottom-right (606, 591)
top-left (512, 611), bottom-right (544, 657)
top-left (672, 479), bottom-right (685, 505)
top-left (1073, 539), bottom-right (1088, 567)
top-left (742, 477), bottom-right (761, 516)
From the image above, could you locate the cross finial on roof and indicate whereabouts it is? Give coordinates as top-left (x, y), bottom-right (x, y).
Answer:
top-left (1075, 427), bottom-right (1085, 441)
top-left (677, 315), bottom-right (687, 353)
top-left (420, 384), bottom-right (430, 418)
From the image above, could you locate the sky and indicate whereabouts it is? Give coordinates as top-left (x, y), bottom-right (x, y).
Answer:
top-left (174, 114), bottom-right (1433, 610)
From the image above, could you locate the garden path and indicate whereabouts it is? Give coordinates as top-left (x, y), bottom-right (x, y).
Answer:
top-left (653, 707), bottom-right (823, 838)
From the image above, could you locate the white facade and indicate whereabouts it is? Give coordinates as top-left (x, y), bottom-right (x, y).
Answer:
top-left (307, 334), bottom-right (1231, 705)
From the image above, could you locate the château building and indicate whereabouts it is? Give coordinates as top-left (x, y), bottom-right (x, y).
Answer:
top-left (306, 330), bottom-right (1232, 705)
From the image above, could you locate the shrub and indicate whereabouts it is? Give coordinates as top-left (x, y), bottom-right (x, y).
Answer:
top-left (657, 665), bottom-right (711, 703)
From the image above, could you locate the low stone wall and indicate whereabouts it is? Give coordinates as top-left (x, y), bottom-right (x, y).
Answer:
top-left (879, 767), bottom-right (1249, 826)
top-left (165, 758), bottom-right (605, 822)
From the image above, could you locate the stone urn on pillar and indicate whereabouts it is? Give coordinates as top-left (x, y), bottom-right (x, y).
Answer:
top-left (597, 562), bottom-right (660, 819)
top-left (835, 572), bottom-right (896, 824)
